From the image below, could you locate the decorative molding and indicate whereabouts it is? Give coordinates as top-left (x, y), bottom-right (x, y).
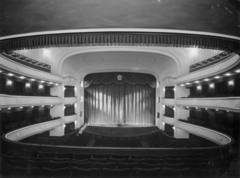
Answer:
top-left (0, 32), bottom-right (239, 53)
top-left (163, 76), bottom-right (176, 86)
top-left (0, 94), bottom-right (61, 108)
top-left (64, 114), bottom-right (77, 124)
top-left (64, 97), bottom-right (77, 105)
top-left (162, 98), bottom-right (175, 106)
top-left (0, 54), bottom-right (62, 83)
top-left (176, 97), bottom-right (240, 113)
top-left (5, 119), bottom-right (62, 141)
top-left (189, 51), bottom-right (233, 72)
top-left (176, 121), bottom-right (232, 145)
top-left (63, 76), bottom-right (77, 85)
top-left (1, 51), bottom-right (51, 72)
top-left (177, 54), bottom-right (240, 84)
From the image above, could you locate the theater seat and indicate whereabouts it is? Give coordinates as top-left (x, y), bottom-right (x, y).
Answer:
top-left (48, 161), bottom-right (70, 169)
top-left (55, 153), bottom-right (73, 159)
top-left (117, 162), bottom-right (140, 169)
top-left (102, 168), bottom-right (131, 177)
top-left (132, 167), bottom-right (161, 178)
top-left (93, 162), bottom-right (116, 169)
top-left (71, 161), bottom-right (93, 168)
top-left (92, 154), bottom-right (111, 159)
top-left (163, 163), bottom-right (185, 169)
top-left (144, 158), bottom-right (164, 164)
top-left (190, 168), bottom-right (210, 178)
top-left (161, 168), bottom-right (180, 178)
top-left (165, 158), bottom-right (183, 164)
top-left (140, 163), bottom-right (163, 169)
top-left (71, 167), bottom-right (101, 177)
top-left (131, 155), bottom-right (149, 159)
top-left (42, 167), bottom-right (71, 178)
top-left (111, 154), bottom-right (130, 159)
top-left (25, 167), bottom-right (42, 177)
top-left (37, 151), bottom-right (55, 158)
top-left (73, 154), bottom-right (92, 160)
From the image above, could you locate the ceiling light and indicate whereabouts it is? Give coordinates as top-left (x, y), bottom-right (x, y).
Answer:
top-left (40, 80), bottom-right (45, 83)
top-left (225, 73), bottom-right (231, 76)
top-left (31, 79), bottom-right (35, 81)
top-left (20, 76), bottom-right (25, 79)
top-left (204, 78), bottom-right (209, 81)
top-left (8, 73), bottom-right (14, 76)
top-left (214, 76), bottom-right (220, 79)
top-left (235, 69), bottom-right (240, 73)
top-left (49, 82), bottom-right (53, 84)
top-left (197, 86), bottom-right (201, 90)
top-left (210, 83), bottom-right (214, 88)
top-left (186, 83), bottom-right (190, 85)
top-left (195, 81), bottom-right (199, 83)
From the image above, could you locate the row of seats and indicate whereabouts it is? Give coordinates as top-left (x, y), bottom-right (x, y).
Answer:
top-left (3, 165), bottom-right (211, 178)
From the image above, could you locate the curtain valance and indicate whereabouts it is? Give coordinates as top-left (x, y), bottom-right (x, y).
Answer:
top-left (84, 72), bottom-right (156, 88)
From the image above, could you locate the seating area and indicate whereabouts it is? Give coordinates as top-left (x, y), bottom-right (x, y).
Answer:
top-left (2, 149), bottom-right (232, 178)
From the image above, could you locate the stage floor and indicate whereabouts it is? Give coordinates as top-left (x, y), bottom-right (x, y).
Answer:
top-left (82, 124), bottom-right (159, 137)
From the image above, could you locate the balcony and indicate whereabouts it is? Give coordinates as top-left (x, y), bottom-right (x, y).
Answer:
top-left (176, 97), bottom-right (240, 112)
top-left (162, 115), bottom-right (175, 125)
top-left (5, 119), bottom-right (62, 141)
top-left (0, 94), bottom-right (61, 108)
top-left (162, 98), bottom-right (175, 106)
top-left (64, 97), bottom-right (77, 105)
top-left (175, 120), bottom-right (232, 146)
top-left (64, 114), bottom-right (77, 124)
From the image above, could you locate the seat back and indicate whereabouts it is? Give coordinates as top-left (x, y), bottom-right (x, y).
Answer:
top-left (48, 161), bottom-right (70, 169)
top-left (117, 162), bottom-right (140, 169)
top-left (132, 167), bottom-right (161, 177)
top-left (55, 153), bottom-right (73, 159)
top-left (71, 161), bottom-right (93, 168)
top-left (73, 154), bottom-right (92, 160)
top-left (42, 167), bottom-right (71, 178)
top-left (102, 168), bottom-right (131, 177)
top-left (71, 167), bottom-right (101, 177)
top-left (93, 162), bottom-right (116, 169)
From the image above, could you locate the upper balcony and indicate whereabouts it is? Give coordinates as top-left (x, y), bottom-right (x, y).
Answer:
top-left (176, 97), bottom-right (240, 113)
top-left (0, 94), bottom-right (61, 108)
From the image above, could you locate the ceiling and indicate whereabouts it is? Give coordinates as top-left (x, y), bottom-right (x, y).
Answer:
top-left (1, 0), bottom-right (239, 37)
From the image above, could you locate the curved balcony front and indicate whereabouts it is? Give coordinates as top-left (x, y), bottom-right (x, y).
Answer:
top-left (177, 54), bottom-right (239, 84)
top-left (175, 121), bottom-right (232, 146)
top-left (5, 119), bottom-right (62, 141)
top-left (162, 98), bottom-right (175, 106)
top-left (64, 97), bottom-right (78, 105)
top-left (64, 114), bottom-right (77, 124)
top-left (176, 97), bottom-right (240, 112)
top-left (0, 94), bottom-right (62, 108)
top-left (0, 54), bottom-right (62, 83)
top-left (162, 115), bottom-right (175, 125)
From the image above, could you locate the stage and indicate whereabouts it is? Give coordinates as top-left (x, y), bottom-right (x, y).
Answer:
top-left (81, 124), bottom-right (159, 137)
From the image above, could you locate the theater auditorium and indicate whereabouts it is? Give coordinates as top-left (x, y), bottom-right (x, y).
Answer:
top-left (0, 0), bottom-right (240, 177)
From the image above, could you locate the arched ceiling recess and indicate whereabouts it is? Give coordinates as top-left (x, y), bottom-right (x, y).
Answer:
top-left (61, 51), bottom-right (178, 81)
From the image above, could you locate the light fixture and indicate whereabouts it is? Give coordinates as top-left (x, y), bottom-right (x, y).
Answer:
top-left (235, 69), bottom-right (240, 73)
top-left (197, 86), bottom-right (201, 90)
top-left (31, 106), bottom-right (34, 108)
top-left (51, 105), bottom-right (53, 107)
top-left (225, 73), bottom-right (231, 76)
top-left (7, 80), bottom-right (12, 85)
top-left (173, 87), bottom-right (175, 91)
top-left (205, 108), bottom-right (208, 110)
top-left (186, 83), bottom-right (190, 85)
top-left (0, 70), bottom-right (2, 73)
top-left (26, 83), bottom-right (30, 87)
top-left (216, 109), bottom-right (218, 111)
top-left (180, 84), bottom-right (184, 87)
top-left (20, 107), bottom-right (23, 109)
top-left (55, 83), bottom-right (59, 86)
top-left (204, 78), bottom-right (209, 81)
top-left (49, 82), bottom-right (53, 84)
top-left (227, 110), bottom-right (229, 112)
top-left (40, 80), bottom-right (45, 83)
top-left (214, 76), bottom-right (220, 79)
top-left (20, 76), bottom-right (25, 79)
top-left (42, 105), bottom-right (44, 107)
top-left (228, 80), bottom-right (234, 85)
top-left (196, 107), bottom-right (198, 109)
top-left (210, 83), bottom-right (214, 88)
top-left (8, 73), bottom-right (14, 76)
top-left (39, 85), bottom-right (43, 89)
top-left (195, 81), bottom-right (199, 83)
top-left (31, 79), bottom-right (35, 81)
top-left (8, 108), bottom-right (11, 110)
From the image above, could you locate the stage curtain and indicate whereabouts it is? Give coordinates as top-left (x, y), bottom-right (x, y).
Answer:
top-left (84, 82), bottom-right (155, 125)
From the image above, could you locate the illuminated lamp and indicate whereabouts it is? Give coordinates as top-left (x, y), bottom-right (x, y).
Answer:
top-left (235, 69), bottom-right (240, 73)
top-left (197, 86), bottom-right (202, 90)
top-left (40, 80), bottom-right (45, 83)
top-left (26, 83), bottom-right (30, 87)
top-left (204, 78), bottom-right (209, 81)
top-left (210, 83), bottom-right (214, 88)
top-left (8, 73), bottom-right (14, 76)
top-left (225, 73), bottom-right (231, 76)
top-left (20, 76), bottom-right (25, 79)
top-left (214, 76), bottom-right (220, 79)
top-left (7, 80), bottom-right (12, 85)
top-left (39, 85), bottom-right (43, 89)
top-left (195, 81), bottom-right (199, 83)
top-left (31, 79), bottom-right (35, 81)
top-left (228, 80), bottom-right (234, 85)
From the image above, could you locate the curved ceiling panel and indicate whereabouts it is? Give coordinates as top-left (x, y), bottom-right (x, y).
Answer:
top-left (1, 0), bottom-right (239, 37)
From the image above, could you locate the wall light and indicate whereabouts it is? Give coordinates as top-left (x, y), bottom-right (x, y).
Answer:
top-left (49, 82), bottom-right (53, 84)
top-left (31, 79), bottom-right (35, 81)
top-left (8, 108), bottom-right (11, 110)
top-left (26, 83), bottom-right (30, 87)
top-left (228, 80), bottom-right (234, 86)
top-left (31, 106), bottom-right (34, 108)
top-left (195, 81), bottom-right (199, 83)
top-left (180, 84), bottom-right (184, 87)
top-left (0, 70), bottom-right (2, 73)
top-left (214, 76), bottom-right (220, 79)
top-left (40, 80), bottom-right (45, 83)
top-left (186, 83), bottom-right (190, 85)
top-left (225, 73), bottom-right (231, 76)
top-left (163, 88), bottom-right (165, 92)
top-left (7, 80), bottom-right (12, 85)
top-left (80, 81), bottom-right (84, 88)
top-left (235, 69), bottom-right (240, 73)
top-left (55, 83), bottom-right (59, 86)
top-left (204, 78), bottom-right (209, 81)
top-left (42, 105), bottom-right (44, 107)
top-left (20, 76), bottom-right (25, 79)
top-left (205, 108), bottom-right (208, 110)
top-left (8, 73), bottom-right (14, 76)
top-left (197, 86), bottom-right (202, 90)
top-left (210, 83), bottom-right (214, 88)
top-left (216, 109), bottom-right (218, 111)
top-left (39, 85), bottom-right (43, 89)
top-left (173, 87), bottom-right (175, 91)
top-left (20, 107), bottom-right (23, 109)
top-left (173, 126), bottom-right (175, 130)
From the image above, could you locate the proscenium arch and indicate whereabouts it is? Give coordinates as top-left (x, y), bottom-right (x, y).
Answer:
top-left (58, 47), bottom-right (181, 78)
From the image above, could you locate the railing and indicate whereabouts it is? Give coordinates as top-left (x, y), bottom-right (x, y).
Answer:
top-left (64, 114), bottom-right (77, 124)
top-left (162, 115), bottom-right (175, 125)
top-left (0, 94), bottom-right (61, 108)
top-left (176, 97), bottom-right (240, 113)
top-left (162, 98), bottom-right (175, 106)
top-left (64, 97), bottom-right (77, 105)
top-left (175, 120), bottom-right (232, 146)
